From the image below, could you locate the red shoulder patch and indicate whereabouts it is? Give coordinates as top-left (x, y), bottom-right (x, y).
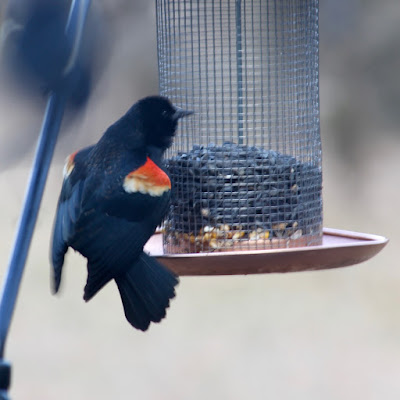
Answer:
top-left (123, 157), bottom-right (171, 196)
top-left (63, 150), bottom-right (78, 179)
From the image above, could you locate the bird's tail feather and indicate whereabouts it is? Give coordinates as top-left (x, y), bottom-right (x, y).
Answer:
top-left (115, 252), bottom-right (178, 331)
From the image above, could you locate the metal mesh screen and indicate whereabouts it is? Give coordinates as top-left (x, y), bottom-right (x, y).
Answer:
top-left (156, 0), bottom-right (322, 253)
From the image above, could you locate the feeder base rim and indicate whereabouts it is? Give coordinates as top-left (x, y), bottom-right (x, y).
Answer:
top-left (144, 228), bottom-right (388, 275)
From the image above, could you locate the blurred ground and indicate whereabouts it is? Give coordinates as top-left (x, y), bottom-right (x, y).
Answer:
top-left (0, 1), bottom-right (399, 399)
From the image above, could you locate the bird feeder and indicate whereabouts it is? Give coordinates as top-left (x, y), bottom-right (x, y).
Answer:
top-left (148, 0), bottom-right (387, 274)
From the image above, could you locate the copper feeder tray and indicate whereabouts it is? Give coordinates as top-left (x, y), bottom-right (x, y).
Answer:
top-left (144, 228), bottom-right (388, 276)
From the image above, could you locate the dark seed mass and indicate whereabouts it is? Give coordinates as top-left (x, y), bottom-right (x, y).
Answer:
top-left (165, 142), bottom-right (323, 251)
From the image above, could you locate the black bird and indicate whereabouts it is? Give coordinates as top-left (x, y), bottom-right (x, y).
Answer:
top-left (51, 96), bottom-right (193, 331)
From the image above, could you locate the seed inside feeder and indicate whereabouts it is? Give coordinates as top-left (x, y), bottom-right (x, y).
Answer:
top-left (165, 142), bottom-right (323, 253)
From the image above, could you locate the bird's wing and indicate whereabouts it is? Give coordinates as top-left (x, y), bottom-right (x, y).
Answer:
top-left (96, 155), bottom-right (172, 222)
top-left (52, 153), bottom-right (171, 299)
top-left (70, 210), bottom-right (161, 301)
top-left (51, 146), bottom-right (93, 293)
top-left (71, 158), bottom-right (172, 300)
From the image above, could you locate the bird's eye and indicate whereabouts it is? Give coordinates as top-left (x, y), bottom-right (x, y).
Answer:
top-left (161, 110), bottom-right (168, 118)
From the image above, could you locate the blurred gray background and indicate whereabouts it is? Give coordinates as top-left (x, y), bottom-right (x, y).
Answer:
top-left (0, 0), bottom-right (399, 399)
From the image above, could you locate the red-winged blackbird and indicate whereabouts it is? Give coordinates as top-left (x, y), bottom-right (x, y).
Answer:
top-left (51, 96), bottom-right (193, 331)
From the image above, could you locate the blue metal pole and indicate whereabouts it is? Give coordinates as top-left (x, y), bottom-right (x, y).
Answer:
top-left (0, 92), bottom-right (66, 357)
top-left (0, 0), bottom-right (92, 396)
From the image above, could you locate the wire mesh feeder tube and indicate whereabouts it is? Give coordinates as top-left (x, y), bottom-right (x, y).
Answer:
top-left (156, 0), bottom-right (322, 253)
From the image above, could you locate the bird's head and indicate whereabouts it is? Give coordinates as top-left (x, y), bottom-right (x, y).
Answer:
top-left (126, 96), bottom-right (193, 150)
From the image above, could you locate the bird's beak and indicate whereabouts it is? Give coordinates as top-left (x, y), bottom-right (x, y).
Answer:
top-left (172, 106), bottom-right (194, 121)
